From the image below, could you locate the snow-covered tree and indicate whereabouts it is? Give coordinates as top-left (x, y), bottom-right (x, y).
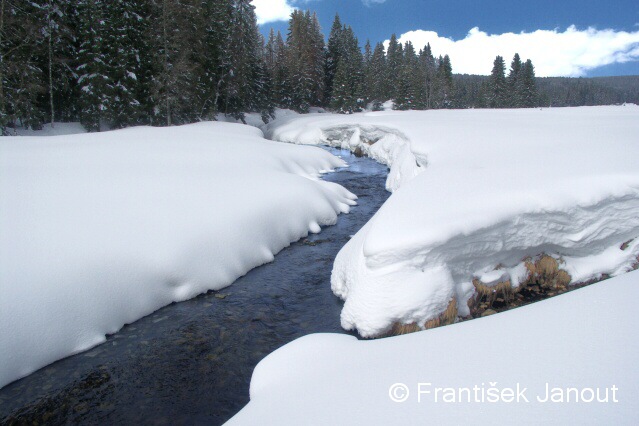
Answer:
top-left (286, 10), bottom-right (325, 112)
top-left (330, 26), bottom-right (363, 113)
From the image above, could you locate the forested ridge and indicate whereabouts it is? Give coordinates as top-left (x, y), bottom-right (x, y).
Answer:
top-left (1, 0), bottom-right (637, 134)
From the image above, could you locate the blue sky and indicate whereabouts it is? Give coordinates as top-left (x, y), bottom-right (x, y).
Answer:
top-left (255, 0), bottom-right (639, 77)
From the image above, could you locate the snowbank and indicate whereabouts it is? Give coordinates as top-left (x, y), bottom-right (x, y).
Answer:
top-left (228, 269), bottom-right (639, 425)
top-left (0, 122), bottom-right (356, 389)
top-left (266, 106), bottom-right (639, 337)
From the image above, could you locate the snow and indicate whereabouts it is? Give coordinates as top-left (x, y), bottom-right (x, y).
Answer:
top-left (228, 269), bottom-right (639, 425)
top-left (265, 105), bottom-right (639, 337)
top-left (0, 122), bottom-right (356, 389)
top-left (10, 122), bottom-right (87, 137)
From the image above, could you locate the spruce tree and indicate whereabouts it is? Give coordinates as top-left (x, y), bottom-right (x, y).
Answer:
top-left (285, 10), bottom-right (325, 112)
top-left (75, 0), bottom-right (109, 131)
top-left (324, 14), bottom-right (343, 104)
top-left (520, 59), bottom-right (538, 107)
top-left (385, 34), bottom-right (402, 101)
top-left (394, 41), bottom-right (418, 110)
top-left (508, 53), bottom-right (523, 107)
top-left (103, 0), bottom-right (150, 128)
top-left (487, 55), bottom-right (507, 108)
top-left (420, 43), bottom-right (436, 109)
top-left (0, 0), bottom-right (46, 132)
top-left (366, 42), bottom-right (387, 110)
top-left (435, 55), bottom-right (453, 108)
top-left (330, 26), bottom-right (363, 113)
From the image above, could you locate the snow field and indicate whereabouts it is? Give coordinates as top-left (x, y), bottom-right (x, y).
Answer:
top-left (266, 105), bottom-right (639, 337)
top-left (0, 121), bottom-right (356, 389)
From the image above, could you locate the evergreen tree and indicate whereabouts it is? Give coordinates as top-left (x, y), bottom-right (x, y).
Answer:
top-left (487, 55), bottom-right (507, 108)
top-left (520, 59), bottom-right (538, 107)
top-left (330, 26), bottom-right (363, 113)
top-left (419, 43), bottom-right (436, 109)
top-left (0, 0), bottom-right (46, 132)
top-left (394, 41), bottom-right (418, 110)
top-left (434, 54), bottom-right (453, 108)
top-left (103, 0), bottom-right (150, 128)
top-left (75, 0), bottom-right (109, 131)
top-left (286, 10), bottom-right (325, 112)
top-left (324, 13), bottom-right (342, 104)
top-left (385, 34), bottom-right (402, 101)
top-left (507, 53), bottom-right (523, 107)
top-left (365, 42), bottom-right (387, 110)
top-left (272, 31), bottom-right (291, 107)
top-left (223, 0), bottom-right (264, 121)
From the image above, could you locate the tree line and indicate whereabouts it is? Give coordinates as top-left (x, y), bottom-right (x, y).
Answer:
top-left (1, 1), bottom-right (635, 134)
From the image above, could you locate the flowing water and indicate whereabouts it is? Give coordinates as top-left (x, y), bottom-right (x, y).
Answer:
top-left (0, 148), bottom-right (389, 425)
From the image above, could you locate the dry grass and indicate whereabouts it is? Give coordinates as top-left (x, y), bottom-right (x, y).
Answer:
top-left (524, 255), bottom-right (571, 290)
top-left (470, 278), bottom-right (514, 314)
top-left (620, 239), bottom-right (634, 251)
top-left (386, 253), bottom-right (577, 338)
top-left (388, 298), bottom-right (458, 336)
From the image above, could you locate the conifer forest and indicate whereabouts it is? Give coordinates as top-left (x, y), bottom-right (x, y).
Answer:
top-left (1, 0), bottom-right (637, 134)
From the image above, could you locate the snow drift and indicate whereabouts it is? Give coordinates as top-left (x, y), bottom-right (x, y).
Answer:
top-left (0, 122), bottom-right (356, 389)
top-left (266, 106), bottom-right (639, 337)
top-left (228, 269), bottom-right (639, 425)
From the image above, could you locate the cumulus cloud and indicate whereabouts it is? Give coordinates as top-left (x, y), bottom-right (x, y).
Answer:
top-left (393, 26), bottom-right (639, 77)
top-left (253, 0), bottom-right (296, 25)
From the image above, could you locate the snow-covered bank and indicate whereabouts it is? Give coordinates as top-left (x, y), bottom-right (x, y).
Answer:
top-left (228, 269), bottom-right (639, 425)
top-left (0, 122), bottom-right (356, 389)
top-left (266, 106), bottom-right (639, 337)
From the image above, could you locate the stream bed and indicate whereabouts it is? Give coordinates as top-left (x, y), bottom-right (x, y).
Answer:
top-left (0, 148), bottom-right (389, 425)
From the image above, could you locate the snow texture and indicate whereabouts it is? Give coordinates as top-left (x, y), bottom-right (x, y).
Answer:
top-left (228, 269), bottom-right (639, 425)
top-left (0, 122), bottom-right (356, 389)
top-left (266, 106), bottom-right (639, 337)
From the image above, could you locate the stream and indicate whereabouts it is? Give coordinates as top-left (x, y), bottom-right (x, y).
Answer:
top-left (0, 148), bottom-right (389, 425)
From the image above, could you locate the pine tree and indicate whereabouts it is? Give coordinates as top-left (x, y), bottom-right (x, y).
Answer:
top-left (223, 0), bottom-right (263, 121)
top-left (394, 41), bottom-right (418, 110)
top-left (434, 54), bottom-right (453, 108)
top-left (520, 59), bottom-right (538, 107)
top-left (324, 13), bottom-right (342, 104)
top-left (330, 26), bottom-right (363, 113)
top-left (385, 34), bottom-right (402, 101)
top-left (75, 0), bottom-right (109, 131)
top-left (0, 0), bottom-right (46, 132)
top-left (103, 0), bottom-right (150, 128)
top-left (508, 53), bottom-right (523, 107)
top-left (420, 43), bottom-right (436, 109)
top-left (365, 42), bottom-right (387, 110)
top-left (272, 31), bottom-right (291, 107)
top-left (286, 10), bottom-right (325, 112)
top-left (487, 55), bottom-right (507, 108)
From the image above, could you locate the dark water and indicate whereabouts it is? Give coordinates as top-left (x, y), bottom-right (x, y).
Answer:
top-left (0, 148), bottom-right (389, 425)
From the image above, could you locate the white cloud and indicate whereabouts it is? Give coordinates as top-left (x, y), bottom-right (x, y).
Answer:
top-left (393, 26), bottom-right (639, 77)
top-left (253, 0), bottom-right (296, 25)
top-left (362, 0), bottom-right (387, 5)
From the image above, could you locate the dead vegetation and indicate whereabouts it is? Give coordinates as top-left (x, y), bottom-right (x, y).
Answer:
top-left (388, 298), bottom-right (458, 336)
top-left (382, 248), bottom-right (639, 338)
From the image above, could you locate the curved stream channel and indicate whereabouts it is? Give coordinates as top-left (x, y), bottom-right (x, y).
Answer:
top-left (0, 148), bottom-right (389, 425)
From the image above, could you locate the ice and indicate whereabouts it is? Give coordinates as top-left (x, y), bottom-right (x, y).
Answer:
top-left (0, 121), bottom-right (356, 389)
top-left (266, 105), bottom-right (639, 337)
